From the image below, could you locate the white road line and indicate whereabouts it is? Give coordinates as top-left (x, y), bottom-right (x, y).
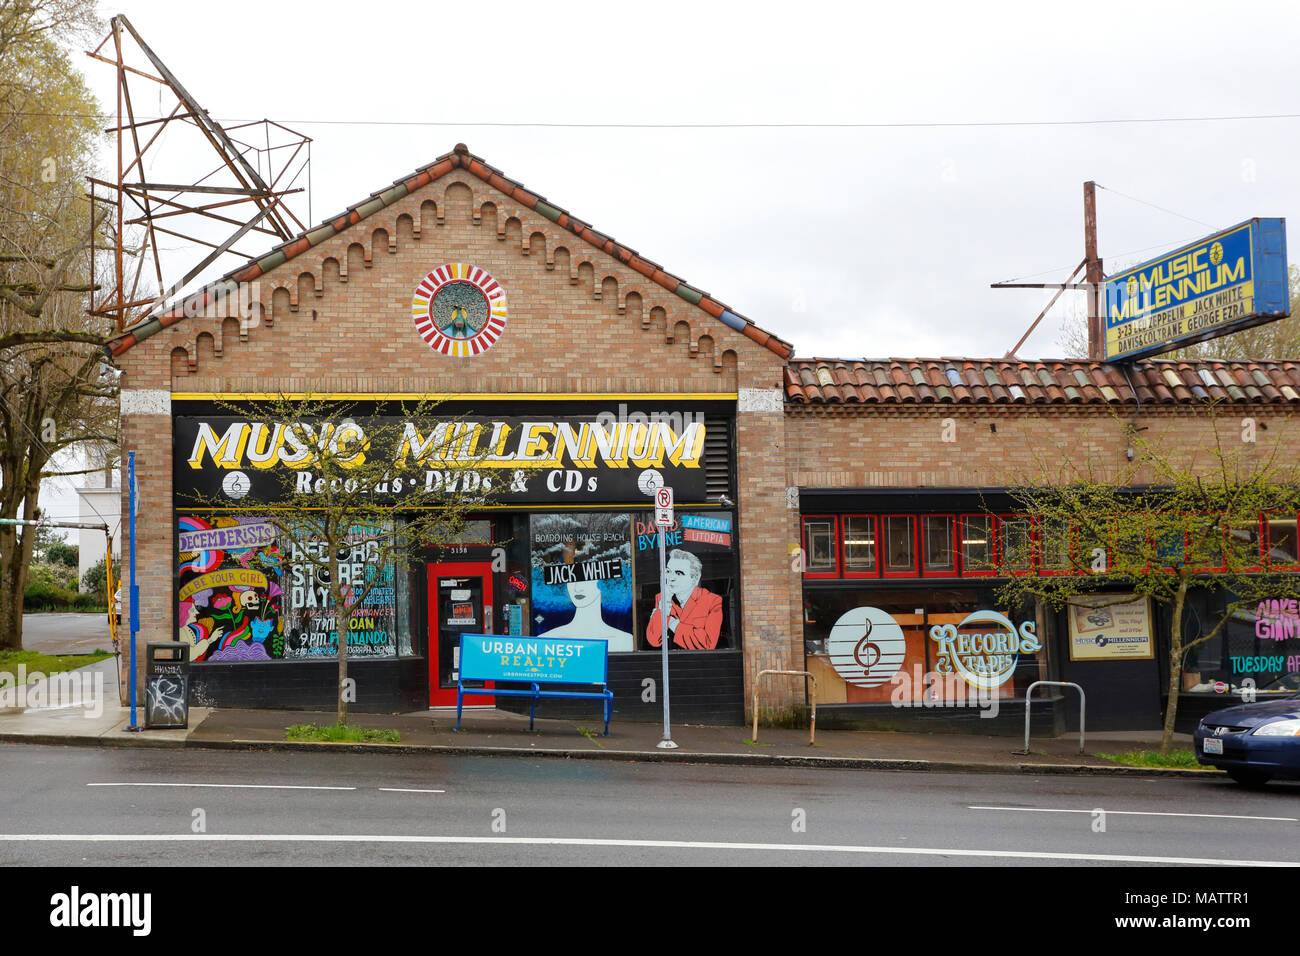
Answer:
top-left (0, 834), bottom-right (1290, 866)
top-left (969, 805), bottom-right (1297, 822)
top-left (87, 783), bottom-right (356, 791)
top-left (378, 788), bottom-right (446, 794)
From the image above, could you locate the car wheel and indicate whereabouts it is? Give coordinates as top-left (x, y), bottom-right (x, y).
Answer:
top-left (1226, 768), bottom-right (1272, 788)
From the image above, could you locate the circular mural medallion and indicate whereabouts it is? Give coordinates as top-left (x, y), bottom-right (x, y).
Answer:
top-left (826, 606), bottom-right (908, 688)
top-left (411, 263), bottom-right (508, 357)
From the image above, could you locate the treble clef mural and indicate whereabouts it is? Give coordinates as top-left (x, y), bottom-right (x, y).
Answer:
top-left (852, 619), bottom-right (881, 678)
top-left (826, 607), bottom-right (907, 688)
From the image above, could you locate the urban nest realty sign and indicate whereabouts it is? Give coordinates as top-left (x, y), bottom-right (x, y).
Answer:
top-left (1104, 218), bottom-right (1290, 362)
top-left (459, 634), bottom-right (608, 684)
top-left (174, 415), bottom-right (709, 506)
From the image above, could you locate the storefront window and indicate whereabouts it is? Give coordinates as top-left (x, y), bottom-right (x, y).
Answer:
top-left (1182, 592), bottom-right (1300, 696)
top-left (843, 515), bottom-right (877, 575)
top-left (1000, 515), bottom-right (1033, 572)
top-left (1039, 519), bottom-right (1072, 573)
top-left (282, 520), bottom-right (401, 660)
top-left (1108, 516), bottom-right (1148, 572)
top-left (960, 514), bottom-right (995, 575)
top-left (922, 515), bottom-right (955, 575)
top-left (1265, 512), bottom-right (1299, 569)
top-left (1226, 519), bottom-right (1262, 571)
top-left (883, 515), bottom-right (916, 576)
top-left (802, 516), bottom-right (839, 576)
top-left (802, 586), bottom-right (1045, 708)
top-left (1187, 516), bottom-right (1220, 570)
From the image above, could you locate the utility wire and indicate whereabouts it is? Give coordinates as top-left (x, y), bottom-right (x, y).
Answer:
top-left (998, 232), bottom-right (1209, 285)
top-left (11, 110), bottom-right (1300, 129)
top-left (1096, 184), bottom-right (1217, 229)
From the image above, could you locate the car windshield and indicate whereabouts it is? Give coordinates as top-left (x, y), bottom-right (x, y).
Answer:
top-left (1257, 672), bottom-right (1300, 695)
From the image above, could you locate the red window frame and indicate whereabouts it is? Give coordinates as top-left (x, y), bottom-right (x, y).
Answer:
top-left (1226, 515), bottom-right (1264, 573)
top-left (1265, 511), bottom-right (1300, 571)
top-left (1038, 517), bottom-right (1076, 577)
top-left (880, 514), bottom-right (920, 578)
top-left (959, 513), bottom-right (998, 577)
top-left (841, 514), bottom-right (879, 579)
top-left (920, 514), bottom-right (959, 577)
top-left (1185, 512), bottom-right (1229, 574)
top-left (801, 514), bottom-right (840, 579)
top-left (998, 513), bottom-right (1036, 576)
top-left (1106, 513), bottom-right (1152, 575)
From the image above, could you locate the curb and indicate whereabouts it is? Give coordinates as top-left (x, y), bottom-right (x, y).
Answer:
top-left (0, 731), bottom-right (1225, 778)
top-left (0, 732), bottom-right (185, 749)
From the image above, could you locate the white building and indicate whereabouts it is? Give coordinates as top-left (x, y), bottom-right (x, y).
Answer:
top-left (75, 451), bottom-right (122, 592)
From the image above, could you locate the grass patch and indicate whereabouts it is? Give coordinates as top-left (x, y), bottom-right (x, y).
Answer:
top-left (741, 738), bottom-right (773, 748)
top-left (0, 649), bottom-right (111, 682)
top-left (25, 606), bottom-right (109, 614)
top-left (576, 726), bottom-right (605, 749)
top-left (1097, 748), bottom-right (1200, 769)
top-left (285, 722), bottom-right (401, 744)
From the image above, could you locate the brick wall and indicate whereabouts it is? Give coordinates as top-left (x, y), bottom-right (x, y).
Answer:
top-left (753, 403), bottom-right (1300, 714)
top-left (114, 163), bottom-right (788, 711)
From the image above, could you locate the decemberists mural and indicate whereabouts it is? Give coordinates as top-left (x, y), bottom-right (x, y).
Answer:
top-left (177, 516), bottom-right (284, 662)
top-left (178, 516), bottom-right (411, 663)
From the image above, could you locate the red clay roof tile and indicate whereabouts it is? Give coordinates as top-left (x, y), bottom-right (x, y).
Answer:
top-left (784, 358), bottom-right (1300, 407)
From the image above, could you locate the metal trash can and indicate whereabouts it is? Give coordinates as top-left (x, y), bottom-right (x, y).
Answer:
top-left (145, 642), bottom-right (190, 729)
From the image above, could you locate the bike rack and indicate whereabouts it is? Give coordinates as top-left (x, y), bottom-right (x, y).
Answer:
top-left (752, 669), bottom-right (817, 746)
top-left (1014, 681), bottom-right (1085, 755)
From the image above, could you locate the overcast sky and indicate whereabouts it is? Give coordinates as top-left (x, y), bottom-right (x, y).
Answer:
top-left (78, 0), bottom-right (1300, 359)
top-left (40, 0), bottom-right (1300, 526)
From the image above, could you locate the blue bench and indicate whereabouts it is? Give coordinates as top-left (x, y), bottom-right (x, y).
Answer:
top-left (454, 634), bottom-right (613, 736)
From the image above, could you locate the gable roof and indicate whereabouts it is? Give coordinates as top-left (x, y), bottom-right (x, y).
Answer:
top-left (108, 143), bottom-right (794, 360)
top-left (786, 357), bottom-right (1300, 406)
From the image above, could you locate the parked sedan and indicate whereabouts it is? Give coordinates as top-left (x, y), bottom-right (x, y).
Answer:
top-left (1195, 693), bottom-right (1300, 786)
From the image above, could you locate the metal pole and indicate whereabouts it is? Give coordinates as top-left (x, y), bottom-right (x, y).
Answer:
top-left (1084, 181), bottom-right (1103, 361)
top-left (1015, 680), bottom-right (1086, 755)
top-left (657, 526), bottom-right (676, 749)
top-left (127, 452), bottom-right (139, 731)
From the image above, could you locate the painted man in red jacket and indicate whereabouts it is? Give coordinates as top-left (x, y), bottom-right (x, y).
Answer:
top-left (646, 549), bottom-right (723, 650)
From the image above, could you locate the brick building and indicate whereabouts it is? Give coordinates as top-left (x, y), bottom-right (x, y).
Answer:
top-left (110, 144), bottom-right (1300, 732)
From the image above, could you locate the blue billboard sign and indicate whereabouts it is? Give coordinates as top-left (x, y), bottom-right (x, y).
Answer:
top-left (458, 633), bottom-right (608, 684)
top-left (1103, 218), bottom-right (1289, 362)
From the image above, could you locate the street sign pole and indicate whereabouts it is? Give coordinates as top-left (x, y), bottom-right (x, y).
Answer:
top-left (127, 451), bottom-right (140, 732)
top-left (655, 486), bottom-right (677, 750)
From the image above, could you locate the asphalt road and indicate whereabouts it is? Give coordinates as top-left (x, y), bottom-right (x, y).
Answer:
top-left (20, 613), bottom-right (113, 656)
top-left (1, 744), bottom-right (1297, 867)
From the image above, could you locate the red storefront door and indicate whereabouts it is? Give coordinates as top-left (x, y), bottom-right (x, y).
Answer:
top-left (427, 562), bottom-right (495, 707)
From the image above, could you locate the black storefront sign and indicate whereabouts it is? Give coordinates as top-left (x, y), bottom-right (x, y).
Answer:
top-left (174, 414), bottom-right (709, 507)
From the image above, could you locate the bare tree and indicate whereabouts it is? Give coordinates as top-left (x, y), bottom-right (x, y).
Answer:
top-left (0, 0), bottom-right (114, 649)
top-left (996, 409), bottom-right (1300, 755)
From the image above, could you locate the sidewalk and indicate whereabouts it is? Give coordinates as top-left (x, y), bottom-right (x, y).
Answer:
top-left (0, 658), bottom-right (1209, 776)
